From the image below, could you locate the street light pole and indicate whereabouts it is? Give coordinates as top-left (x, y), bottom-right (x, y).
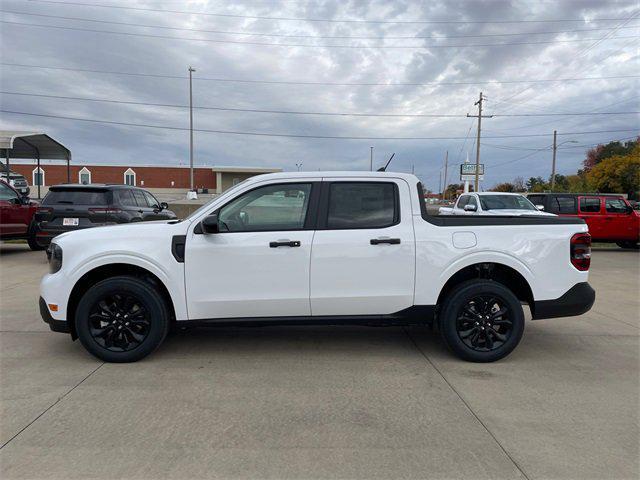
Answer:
top-left (551, 130), bottom-right (557, 191)
top-left (188, 66), bottom-right (196, 192)
top-left (370, 146), bottom-right (373, 171)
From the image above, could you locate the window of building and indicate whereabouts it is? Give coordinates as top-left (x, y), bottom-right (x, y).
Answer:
top-left (78, 167), bottom-right (91, 185)
top-left (124, 168), bottom-right (136, 186)
top-left (32, 167), bottom-right (45, 186)
top-left (579, 197), bottom-right (601, 213)
top-left (327, 182), bottom-right (397, 229)
top-left (218, 183), bottom-right (312, 232)
top-left (232, 177), bottom-right (241, 185)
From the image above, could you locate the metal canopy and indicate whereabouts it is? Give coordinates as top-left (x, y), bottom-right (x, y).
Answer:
top-left (0, 130), bottom-right (71, 198)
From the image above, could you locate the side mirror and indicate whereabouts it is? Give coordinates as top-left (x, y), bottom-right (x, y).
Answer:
top-left (536, 205), bottom-right (545, 211)
top-left (200, 214), bottom-right (220, 234)
top-left (21, 196), bottom-right (31, 205)
top-left (160, 202), bottom-right (169, 210)
top-left (463, 204), bottom-right (477, 212)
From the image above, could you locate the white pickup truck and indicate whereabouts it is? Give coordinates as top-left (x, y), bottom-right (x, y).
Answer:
top-left (40, 172), bottom-right (595, 363)
top-left (439, 192), bottom-right (555, 216)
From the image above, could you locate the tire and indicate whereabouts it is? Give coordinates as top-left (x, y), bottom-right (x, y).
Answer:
top-left (617, 241), bottom-right (639, 249)
top-left (27, 222), bottom-right (45, 251)
top-left (75, 276), bottom-right (170, 362)
top-left (439, 280), bottom-right (525, 362)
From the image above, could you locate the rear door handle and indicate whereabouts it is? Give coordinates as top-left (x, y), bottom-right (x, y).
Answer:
top-left (270, 240), bottom-right (301, 248)
top-left (370, 238), bottom-right (401, 245)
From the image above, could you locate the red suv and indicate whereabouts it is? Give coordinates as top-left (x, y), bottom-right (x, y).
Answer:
top-left (0, 180), bottom-right (43, 250)
top-left (527, 193), bottom-right (640, 249)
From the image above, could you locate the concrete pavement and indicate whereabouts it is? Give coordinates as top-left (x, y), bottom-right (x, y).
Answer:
top-left (0, 243), bottom-right (638, 479)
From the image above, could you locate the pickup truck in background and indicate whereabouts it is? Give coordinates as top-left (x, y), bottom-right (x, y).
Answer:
top-left (39, 172), bottom-right (595, 363)
top-left (527, 193), bottom-right (639, 249)
top-left (0, 180), bottom-right (42, 250)
top-left (439, 192), bottom-right (555, 216)
top-left (0, 166), bottom-right (30, 196)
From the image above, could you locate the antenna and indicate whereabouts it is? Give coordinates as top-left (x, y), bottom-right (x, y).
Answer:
top-left (377, 153), bottom-right (395, 172)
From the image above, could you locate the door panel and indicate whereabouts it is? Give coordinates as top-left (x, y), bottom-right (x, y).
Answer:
top-left (310, 180), bottom-right (415, 316)
top-left (185, 231), bottom-right (315, 319)
top-left (604, 197), bottom-right (636, 240)
top-left (185, 181), bottom-right (318, 319)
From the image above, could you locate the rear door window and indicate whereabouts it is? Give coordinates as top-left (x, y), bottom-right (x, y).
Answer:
top-left (132, 190), bottom-right (148, 208)
top-left (579, 197), bottom-right (601, 213)
top-left (326, 182), bottom-right (397, 229)
top-left (43, 189), bottom-right (109, 205)
top-left (605, 198), bottom-right (628, 213)
top-left (553, 196), bottom-right (577, 214)
top-left (115, 189), bottom-right (137, 207)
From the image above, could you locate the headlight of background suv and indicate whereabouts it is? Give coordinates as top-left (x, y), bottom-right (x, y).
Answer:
top-left (46, 243), bottom-right (63, 274)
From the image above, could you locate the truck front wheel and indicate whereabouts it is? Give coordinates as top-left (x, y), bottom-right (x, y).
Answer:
top-left (439, 280), bottom-right (524, 362)
top-left (75, 276), bottom-right (170, 363)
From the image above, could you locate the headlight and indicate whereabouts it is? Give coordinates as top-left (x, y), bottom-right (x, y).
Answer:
top-left (46, 243), bottom-right (63, 274)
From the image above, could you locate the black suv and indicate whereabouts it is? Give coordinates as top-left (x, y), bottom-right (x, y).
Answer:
top-left (34, 184), bottom-right (177, 247)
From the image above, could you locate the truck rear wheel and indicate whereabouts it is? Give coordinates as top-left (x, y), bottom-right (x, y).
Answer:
top-left (75, 276), bottom-right (170, 363)
top-left (439, 280), bottom-right (524, 362)
top-left (27, 222), bottom-right (45, 251)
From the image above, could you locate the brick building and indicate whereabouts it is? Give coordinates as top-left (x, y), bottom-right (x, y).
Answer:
top-left (8, 161), bottom-right (281, 194)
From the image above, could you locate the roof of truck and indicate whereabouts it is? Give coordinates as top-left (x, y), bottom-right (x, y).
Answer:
top-left (249, 171), bottom-right (419, 181)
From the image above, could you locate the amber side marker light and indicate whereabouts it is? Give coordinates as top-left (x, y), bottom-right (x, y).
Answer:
top-left (48, 304), bottom-right (59, 312)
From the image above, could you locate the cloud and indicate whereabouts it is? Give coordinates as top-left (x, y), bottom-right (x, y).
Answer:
top-left (0, 0), bottom-right (638, 191)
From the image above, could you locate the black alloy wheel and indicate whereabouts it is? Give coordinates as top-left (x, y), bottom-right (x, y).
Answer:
top-left (88, 293), bottom-right (151, 352)
top-left (75, 276), bottom-right (170, 362)
top-left (456, 295), bottom-right (513, 352)
top-left (439, 280), bottom-right (525, 362)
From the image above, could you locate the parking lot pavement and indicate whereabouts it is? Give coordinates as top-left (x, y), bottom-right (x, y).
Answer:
top-left (0, 244), bottom-right (638, 479)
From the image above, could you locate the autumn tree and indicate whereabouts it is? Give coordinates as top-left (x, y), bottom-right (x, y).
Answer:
top-left (583, 138), bottom-right (638, 172)
top-left (586, 144), bottom-right (640, 197)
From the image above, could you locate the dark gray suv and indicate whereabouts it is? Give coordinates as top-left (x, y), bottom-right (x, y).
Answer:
top-left (34, 184), bottom-right (177, 247)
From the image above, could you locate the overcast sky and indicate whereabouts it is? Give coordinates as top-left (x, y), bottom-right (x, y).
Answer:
top-left (1, 0), bottom-right (638, 191)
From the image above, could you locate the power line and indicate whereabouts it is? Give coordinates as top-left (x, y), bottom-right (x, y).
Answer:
top-left (24, 0), bottom-right (634, 25)
top-left (3, 62), bottom-right (637, 87)
top-left (3, 9), bottom-right (639, 40)
top-left (2, 108), bottom-right (637, 140)
top-left (3, 20), bottom-right (638, 49)
top-left (2, 90), bottom-right (639, 118)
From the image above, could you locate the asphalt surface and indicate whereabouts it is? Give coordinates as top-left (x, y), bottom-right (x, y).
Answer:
top-left (0, 243), bottom-right (638, 479)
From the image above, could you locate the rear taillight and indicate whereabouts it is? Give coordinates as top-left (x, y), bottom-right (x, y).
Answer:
top-left (570, 233), bottom-right (591, 271)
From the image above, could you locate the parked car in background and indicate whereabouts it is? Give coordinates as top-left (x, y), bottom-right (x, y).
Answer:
top-left (34, 184), bottom-right (177, 247)
top-left (527, 193), bottom-right (640, 249)
top-left (0, 180), bottom-right (42, 250)
top-left (0, 165), bottom-right (30, 196)
top-left (439, 192), bottom-right (555, 216)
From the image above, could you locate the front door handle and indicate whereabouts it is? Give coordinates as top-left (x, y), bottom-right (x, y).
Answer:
top-left (370, 238), bottom-right (401, 245)
top-left (270, 240), bottom-right (301, 248)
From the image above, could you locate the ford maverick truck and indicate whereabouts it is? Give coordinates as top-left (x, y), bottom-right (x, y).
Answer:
top-left (40, 172), bottom-right (595, 363)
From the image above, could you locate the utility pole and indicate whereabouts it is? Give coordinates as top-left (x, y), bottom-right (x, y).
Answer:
top-left (439, 171), bottom-right (442, 200)
top-left (411, 164), bottom-right (415, 174)
top-left (467, 92), bottom-right (493, 192)
top-left (188, 66), bottom-right (196, 192)
top-left (551, 129), bottom-right (557, 191)
top-left (443, 151), bottom-right (449, 200)
top-left (370, 146), bottom-right (373, 171)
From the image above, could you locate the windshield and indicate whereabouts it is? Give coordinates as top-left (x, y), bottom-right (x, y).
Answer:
top-left (479, 195), bottom-right (537, 211)
top-left (184, 178), bottom-right (252, 221)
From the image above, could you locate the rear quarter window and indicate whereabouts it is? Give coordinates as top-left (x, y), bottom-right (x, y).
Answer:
top-left (579, 197), bottom-right (601, 213)
top-left (552, 196), bottom-right (577, 214)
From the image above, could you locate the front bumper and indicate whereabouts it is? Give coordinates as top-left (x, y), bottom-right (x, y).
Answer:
top-left (39, 296), bottom-right (71, 334)
top-left (532, 282), bottom-right (595, 320)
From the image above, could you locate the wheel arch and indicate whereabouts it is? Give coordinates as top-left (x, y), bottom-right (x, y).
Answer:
top-left (66, 263), bottom-right (177, 339)
top-left (436, 262), bottom-right (535, 311)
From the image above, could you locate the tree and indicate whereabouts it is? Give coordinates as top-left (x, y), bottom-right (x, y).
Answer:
top-left (444, 183), bottom-right (464, 198)
top-left (526, 176), bottom-right (549, 192)
top-left (491, 182), bottom-right (515, 192)
top-left (513, 177), bottom-right (526, 192)
top-left (583, 138), bottom-right (638, 172)
top-left (586, 144), bottom-right (640, 197)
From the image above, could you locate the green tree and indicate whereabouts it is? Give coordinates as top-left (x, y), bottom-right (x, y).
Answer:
top-left (586, 144), bottom-right (640, 196)
top-left (526, 176), bottom-right (549, 192)
top-left (583, 138), bottom-right (638, 171)
top-left (491, 182), bottom-right (516, 192)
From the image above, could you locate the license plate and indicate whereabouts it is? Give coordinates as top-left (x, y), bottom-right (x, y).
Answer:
top-left (63, 218), bottom-right (79, 226)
